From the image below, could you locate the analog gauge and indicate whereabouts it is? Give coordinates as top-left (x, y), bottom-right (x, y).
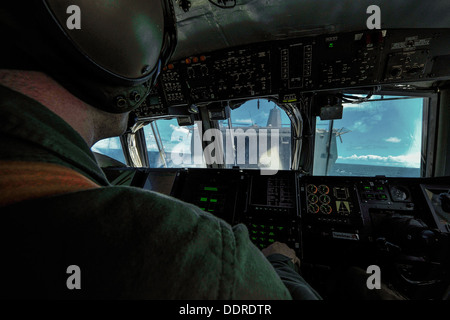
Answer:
top-left (308, 203), bottom-right (319, 214)
top-left (390, 186), bottom-right (409, 201)
top-left (320, 204), bottom-right (332, 215)
top-left (308, 193), bottom-right (319, 204)
top-left (307, 184), bottom-right (318, 194)
top-left (318, 185), bottom-right (330, 195)
top-left (319, 194), bottom-right (331, 205)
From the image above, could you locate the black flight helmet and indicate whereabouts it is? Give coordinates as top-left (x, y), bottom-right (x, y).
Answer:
top-left (0, 0), bottom-right (177, 113)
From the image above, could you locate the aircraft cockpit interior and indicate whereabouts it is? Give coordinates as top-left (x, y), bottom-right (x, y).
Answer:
top-left (92, 1), bottom-right (450, 300)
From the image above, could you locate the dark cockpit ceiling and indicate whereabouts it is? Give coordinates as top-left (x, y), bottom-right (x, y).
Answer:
top-left (171, 0), bottom-right (450, 61)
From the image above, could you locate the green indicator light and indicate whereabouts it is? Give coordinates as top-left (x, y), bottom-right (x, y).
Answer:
top-left (364, 186), bottom-right (371, 190)
top-left (204, 187), bottom-right (218, 191)
top-left (268, 239), bottom-right (275, 243)
top-left (269, 232), bottom-right (275, 236)
top-left (251, 237), bottom-right (257, 241)
top-left (210, 199), bottom-right (218, 203)
top-left (200, 208), bottom-right (206, 211)
top-left (329, 43), bottom-right (334, 48)
top-left (208, 209), bottom-right (214, 212)
top-left (200, 197), bottom-right (208, 202)
top-left (277, 227), bottom-right (284, 231)
top-left (269, 226), bottom-right (274, 230)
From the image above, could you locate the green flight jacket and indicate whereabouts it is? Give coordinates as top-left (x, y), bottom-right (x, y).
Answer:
top-left (0, 85), bottom-right (321, 300)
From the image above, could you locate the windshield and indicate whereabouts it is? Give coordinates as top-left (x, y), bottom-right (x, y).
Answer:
top-left (218, 99), bottom-right (292, 171)
top-left (91, 136), bottom-right (126, 165)
top-left (313, 95), bottom-right (424, 177)
top-left (143, 119), bottom-right (206, 168)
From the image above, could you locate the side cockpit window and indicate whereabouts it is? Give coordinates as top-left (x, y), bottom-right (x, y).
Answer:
top-left (313, 95), bottom-right (424, 177)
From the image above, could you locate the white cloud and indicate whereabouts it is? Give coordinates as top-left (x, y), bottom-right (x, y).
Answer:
top-left (234, 118), bottom-right (253, 124)
top-left (170, 124), bottom-right (189, 135)
top-left (338, 151), bottom-right (420, 168)
top-left (351, 121), bottom-right (368, 133)
top-left (385, 137), bottom-right (401, 143)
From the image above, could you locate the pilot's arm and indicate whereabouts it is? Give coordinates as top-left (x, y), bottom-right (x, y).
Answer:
top-left (263, 242), bottom-right (322, 300)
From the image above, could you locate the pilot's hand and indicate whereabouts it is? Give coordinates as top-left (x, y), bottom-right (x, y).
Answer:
top-left (262, 241), bottom-right (301, 267)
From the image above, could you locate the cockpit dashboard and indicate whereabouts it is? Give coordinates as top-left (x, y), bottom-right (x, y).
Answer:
top-left (103, 166), bottom-right (450, 299)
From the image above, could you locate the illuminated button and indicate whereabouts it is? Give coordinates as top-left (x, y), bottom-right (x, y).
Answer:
top-left (268, 239), bottom-right (275, 243)
top-left (200, 55), bottom-right (206, 61)
top-left (192, 57), bottom-right (199, 63)
top-left (377, 194), bottom-right (388, 200)
top-left (210, 199), bottom-right (218, 203)
top-left (168, 64), bottom-right (174, 70)
top-left (185, 58), bottom-right (192, 64)
top-left (200, 197), bottom-right (208, 202)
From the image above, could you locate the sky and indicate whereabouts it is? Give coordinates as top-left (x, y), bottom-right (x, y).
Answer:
top-left (319, 96), bottom-right (423, 168)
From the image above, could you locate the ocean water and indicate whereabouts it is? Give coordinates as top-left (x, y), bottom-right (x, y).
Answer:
top-left (329, 163), bottom-right (420, 178)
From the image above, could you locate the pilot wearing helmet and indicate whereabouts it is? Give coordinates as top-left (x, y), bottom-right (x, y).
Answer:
top-left (0, 1), bottom-right (320, 299)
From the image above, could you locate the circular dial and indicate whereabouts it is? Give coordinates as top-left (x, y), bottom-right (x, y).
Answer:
top-left (308, 194), bottom-right (319, 204)
top-left (308, 203), bottom-right (319, 214)
top-left (318, 185), bottom-right (330, 194)
top-left (319, 194), bottom-right (331, 204)
top-left (320, 204), bottom-right (332, 215)
top-left (307, 184), bottom-right (318, 194)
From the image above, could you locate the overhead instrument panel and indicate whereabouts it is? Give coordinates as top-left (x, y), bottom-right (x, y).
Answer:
top-left (276, 39), bottom-right (315, 102)
top-left (133, 28), bottom-right (450, 118)
top-left (315, 31), bottom-right (384, 90)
